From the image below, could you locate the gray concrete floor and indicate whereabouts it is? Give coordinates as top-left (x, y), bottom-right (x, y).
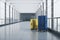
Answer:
top-left (0, 21), bottom-right (60, 40)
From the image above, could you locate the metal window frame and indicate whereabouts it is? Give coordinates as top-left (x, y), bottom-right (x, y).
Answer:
top-left (12, 7), bottom-right (13, 23)
top-left (5, 2), bottom-right (6, 24)
top-left (9, 5), bottom-right (10, 24)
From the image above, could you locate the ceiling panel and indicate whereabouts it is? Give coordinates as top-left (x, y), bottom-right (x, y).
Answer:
top-left (6, 0), bottom-right (43, 13)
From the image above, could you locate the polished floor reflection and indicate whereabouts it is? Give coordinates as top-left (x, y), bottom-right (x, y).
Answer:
top-left (0, 21), bottom-right (60, 40)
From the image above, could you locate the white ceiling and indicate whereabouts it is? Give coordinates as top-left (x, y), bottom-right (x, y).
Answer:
top-left (6, 0), bottom-right (43, 13)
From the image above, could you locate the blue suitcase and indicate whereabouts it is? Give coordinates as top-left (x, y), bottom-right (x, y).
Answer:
top-left (38, 16), bottom-right (47, 31)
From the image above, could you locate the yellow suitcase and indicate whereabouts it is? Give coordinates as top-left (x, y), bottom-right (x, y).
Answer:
top-left (35, 19), bottom-right (38, 30)
top-left (30, 19), bottom-right (38, 30)
top-left (30, 19), bottom-right (34, 30)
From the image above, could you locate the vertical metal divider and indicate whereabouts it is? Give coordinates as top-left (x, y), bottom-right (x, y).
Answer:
top-left (12, 8), bottom-right (13, 23)
top-left (9, 5), bottom-right (10, 40)
top-left (5, 2), bottom-right (6, 40)
top-left (51, 0), bottom-right (54, 29)
top-left (9, 5), bottom-right (10, 24)
top-left (46, 0), bottom-right (47, 16)
top-left (14, 9), bottom-right (15, 23)
top-left (5, 2), bottom-right (6, 25)
top-left (46, 0), bottom-right (48, 29)
top-left (12, 7), bottom-right (13, 40)
top-left (41, 2), bottom-right (42, 16)
top-left (43, 2), bottom-right (44, 15)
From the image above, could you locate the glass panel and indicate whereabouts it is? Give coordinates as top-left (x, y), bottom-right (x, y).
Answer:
top-left (44, 0), bottom-right (46, 16)
top-left (53, 19), bottom-right (57, 31)
top-left (10, 6), bottom-right (13, 23)
top-left (47, 19), bottom-right (50, 28)
top-left (47, 0), bottom-right (52, 18)
top-left (13, 8), bottom-right (15, 23)
top-left (0, 1), bottom-right (5, 25)
top-left (15, 11), bottom-right (20, 22)
top-left (6, 3), bottom-right (9, 24)
top-left (49, 19), bottom-right (52, 29)
top-left (18, 12), bottom-right (20, 21)
top-left (54, 0), bottom-right (60, 17)
top-left (58, 19), bottom-right (60, 32)
top-left (14, 10), bottom-right (17, 22)
top-left (14, 10), bottom-right (19, 22)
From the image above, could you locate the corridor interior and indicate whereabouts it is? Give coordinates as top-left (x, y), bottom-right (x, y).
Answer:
top-left (0, 22), bottom-right (60, 40)
top-left (0, 0), bottom-right (60, 40)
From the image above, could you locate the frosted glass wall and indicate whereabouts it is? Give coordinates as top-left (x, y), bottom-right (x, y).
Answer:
top-left (49, 19), bottom-right (52, 29)
top-left (13, 8), bottom-right (20, 22)
top-left (36, 1), bottom-right (47, 18)
top-left (16, 11), bottom-right (20, 22)
top-left (14, 10), bottom-right (18, 22)
top-left (13, 8), bottom-right (15, 23)
top-left (53, 19), bottom-right (57, 31)
top-left (58, 19), bottom-right (60, 32)
top-left (0, 1), bottom-right (20, 25)
top-left (53, 18), bottom-right (60, 32)
top-left (47, 0), bottom-right (51, 18)
top-left (47, 0), bottom-right (60, 32)
top-left (53, 0), bottom-right (60, 32)
top-left (6, 3), bottom-right (9, 24)
top-left (10, 5), bottom-right (13, 23)
top-left (54, 0), bottom-right (60, 17)
top-left (47, 19), bottom-right (50, 28)
top-left (14, 10), bottom-right (20, 22)
top-left (0, 1), bottom-right (5, 25)
top-left (47, 0), bottom-right (52, 29)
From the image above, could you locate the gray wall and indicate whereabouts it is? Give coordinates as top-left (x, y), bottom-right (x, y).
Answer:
top-left (20, 13), bottom-right (36, 21)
